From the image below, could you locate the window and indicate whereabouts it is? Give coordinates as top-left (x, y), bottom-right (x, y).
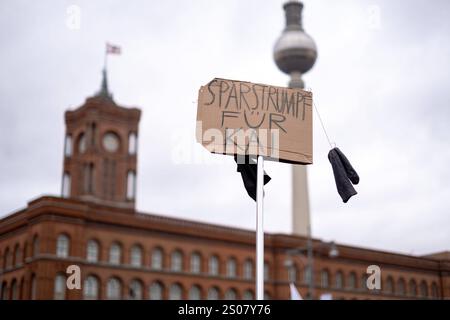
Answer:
top-left (397, 278), bottom-right (406, 296)
top-left (56, 234), bottom-right (70, 258)
top-left (3, 248), bottom-right (10, 269)
top-left (171, 250), bottom-right (183, 272)
top-left (207, 287), bottom-right (219, 300)
top-left (130, 245), bottom-right (142, 267)
top-left (14, 245), bottom-right (21, 266)
top-left (385, 276), bottom-right (394, 294)
top-left (420, 281), bottom-right (428, 298)
top-left (1, 281), bottom-right (7, 300)
top-left (11, 280), bottom-right (18, 300)
top-left (264, 292), bottom-right (271, 300)
top-left (409, 279), bottom-right (417, 297)
top-left (431, 282), bottom-right (439, 298)
top-left (64, 134), bottom-right (72, 157)
top-left (126, 171), bottom-right (136, 200)
top-left (83, 276), bottom-right (99, 300)
top-left (288, 265), bottom-right (297, 283)
top-left (209, 255), bottom-right (219, 276)
top-left (335, 271), bottom-right (344, 289)
top-left (243, 259), bottom-right (253, 280)
top-left (321, 269), bottom-right (330, 288)
top-left (107, 278), bottom-right (122, 300)
top-left (152, 248), bottom-right (163, 270)
top-left (62, 173), bottom-right (71, 198)
top-left (30, 275), bottom-right (37, 300)
top-left (86, 240), bottom-right (99, 262)
top-left (264, 262), bottom-right (270, 281)
top-left (129, 280), bottom-right (143, 300)
top-left (54, 274), bottom-right (66, 300)
top-left (225, 289), bottom-right (237, 300)
top-left (303, 266), bottom-right (312, 284)
top-left (128, 133), bottom-right (137, 155)
top-left (78, 133), bottom-right (86, 154)
top-left (243, 290), bottom-right (254, 300)
top-left (109, 243), bottom-right (122, 265)
top-left (83, 163), bottom-right (94, 194)
top-left (32, 236), bottom-right (39, 257)
top-left (190, 252), bottom-right (201, 274)
top-left (169, 284), bottom-right (182, 300)
top-left (226, 258), bottom-right (237, 278)
top-left (189, 285), bottom-right (201, 300)
top-left (361, 274), bottom-right (368, 291)
top-left (149, 282), bottom-right (163, 300)
top-left (348, 272), bottom-right (357, 289)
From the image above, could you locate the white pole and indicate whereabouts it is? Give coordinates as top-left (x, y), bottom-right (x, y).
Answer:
top-left (256, 155), bottom-right (264, 300)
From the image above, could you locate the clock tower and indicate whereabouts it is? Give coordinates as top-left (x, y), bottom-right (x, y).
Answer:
top-left (61, 69), bottom-right (141, 209)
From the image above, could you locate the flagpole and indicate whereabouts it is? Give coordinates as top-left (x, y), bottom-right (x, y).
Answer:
top-left (104, 43), bottom-right (108, 72)
top-left (256, 155), bottom-right (264, 300)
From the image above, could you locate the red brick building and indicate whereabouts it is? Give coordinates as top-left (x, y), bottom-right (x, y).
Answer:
top-left (0, 80), bottom-right (449, 300)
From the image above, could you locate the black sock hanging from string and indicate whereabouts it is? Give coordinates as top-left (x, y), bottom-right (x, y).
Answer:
top-left (308, 88), bottom-right (360, 203)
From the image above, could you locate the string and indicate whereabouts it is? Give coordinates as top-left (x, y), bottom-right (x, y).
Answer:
top-left (306, 87), bottom-right (335, 149)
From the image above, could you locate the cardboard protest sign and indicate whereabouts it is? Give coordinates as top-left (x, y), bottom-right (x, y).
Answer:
top-left (196, 78), bottom-right (313, 165)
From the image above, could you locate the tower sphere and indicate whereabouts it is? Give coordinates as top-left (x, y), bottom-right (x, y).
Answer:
top-left (273, 1), bottom-right (317, 79)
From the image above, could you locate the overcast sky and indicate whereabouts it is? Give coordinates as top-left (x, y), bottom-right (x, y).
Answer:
top-left (0, 0), bottom-right (449, 256)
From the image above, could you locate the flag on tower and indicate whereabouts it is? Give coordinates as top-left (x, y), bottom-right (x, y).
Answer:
top-left (106, 43), bottom-right (121, 55)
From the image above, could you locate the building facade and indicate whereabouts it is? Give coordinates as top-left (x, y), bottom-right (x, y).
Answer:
top-left (0, 77), bottom-right (449, 300)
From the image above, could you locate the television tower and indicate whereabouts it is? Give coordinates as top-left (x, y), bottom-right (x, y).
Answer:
top-left (273, 0), bottom-right (317, 237)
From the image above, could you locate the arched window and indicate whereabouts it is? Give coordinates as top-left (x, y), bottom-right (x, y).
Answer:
top-left (431, 282), bottom-right (439, 298)
top-left (419, 281), bottom-right (428, 298)
top-left (264, 262), bottom-right (270, 281)
top-left (130, 245), bottom-right (142, 267)
top-left (361, 273), bottom-right (368, 291)
top-left (151, 247), bottom-right (163, 270)
top-left (225, 288), bottom-right (237, 300)
top-left (209, 255), bottom-right (219, 276)
top-left (169, 283), bottom-right (183, 300)
top-left (303, 266), bottom-right (312, 284)
top-left (11, 279), bottom-right (18, 300)
top-left (32, 236), bottom-right (39, 257)
top-left (54, 274), bottom-right (66, 300)
top-left (14, 245), bottom-right (21, 266)
top-left (64, 134), bottom-right (72, 157)
top-left (385, 276), bottom-right (394, 294)
top-left (149, 282), bottom-right (163, 300)
top-left (62, 172), bottom-right (71, 198)
top-left (190, 252), bottom-right (201, 274)
top-left (243, 290), bottom-right (254, 300)
top-left (83, 163), bottom-right (95, 194)
top-left (397, 278), bottom-right (406, 296)
top-left (3, 248), bottom-right (10, 269)
top-left (288, 264), bottom-right (297, 283)
top-left (109, 242), bottom-right (122, 265)
top-left (335, 271), bottom-right (344, 289)
top-left (83, 276), bottom-right (99, 300)
top-left (128, 132), bottom-right (137, 155)
top-left (126, 171), bottom-right (136, 200)
top-left (409, 279), bottom-right (417, 297)
top-left (86, 240), bottom-right (99, 262)
top-left (321, 269), bottom-right (330, 288)
top-left (226, 258), bottom-right (237, 278)
top-left (207, 287), bottom-right (219, 300)
top-left (107, 277), bottom-right (122, 300)
top-left (77, 132), bottom-right (86, 154)
top-left (243, 259), bottom-right (253, 280)
top-left (348, 272), bottom-right (357, 289)
top-left (189, 285), bottom-right (201, 300)
top-left (56, 234), bottom-right (70, 258)
top-left (1, 281), bottom-right (8, 300)
top-left (171, 250), bottom-right (183, 272)
top-left (30, 274), bottom-right (37, 300)
top-left (129, 279), bottom-right (143, 300)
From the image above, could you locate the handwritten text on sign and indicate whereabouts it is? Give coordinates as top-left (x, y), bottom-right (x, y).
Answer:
top-left (196, 78), bottom-right (313, 165)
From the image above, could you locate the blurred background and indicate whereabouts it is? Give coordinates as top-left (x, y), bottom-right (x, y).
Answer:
top-left (0, 0), bottom-right (449, 256)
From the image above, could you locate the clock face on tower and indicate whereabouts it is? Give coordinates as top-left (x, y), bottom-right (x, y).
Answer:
top-left (102, 132), bottom-right (120, 152)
